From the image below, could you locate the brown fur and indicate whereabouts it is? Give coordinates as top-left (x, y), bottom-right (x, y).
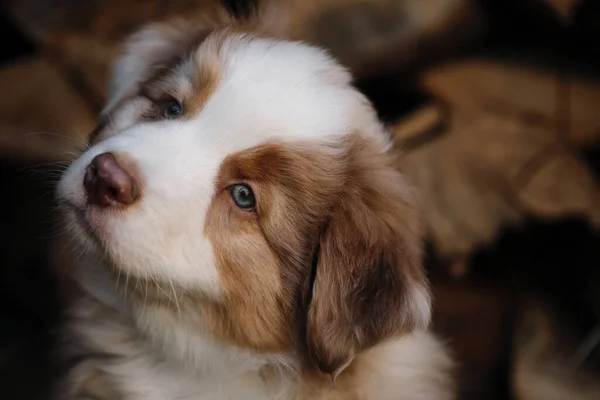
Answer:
top-left (202, 133), bottom-right (429, 376)
top-left (137, 36), bottom-right (222, 121)
top-left (186, 46), bottom-right (222, 118)
top-left (58, 11), bottom-right (452, 399)
top-left (82, 18), bottom-right (431, 378)
top-left (305, 135), bottom-right (427, 375)
top-left (89, 10), bottom-right (294, 144)
top-left (107, 19), bottom-right (213, 108)
top-left (90, 22), bottom-right (219, 143)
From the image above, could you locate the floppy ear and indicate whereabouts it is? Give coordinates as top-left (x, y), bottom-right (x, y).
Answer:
top-left (305, 143), bottom-right (432, 377)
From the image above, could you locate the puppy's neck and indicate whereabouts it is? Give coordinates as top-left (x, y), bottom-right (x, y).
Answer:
top-left (73, 254), bottom-right (297, 383)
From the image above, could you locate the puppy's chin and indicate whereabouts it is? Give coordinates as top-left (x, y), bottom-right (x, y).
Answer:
top-left (60, 201), bottom-right (127, 269)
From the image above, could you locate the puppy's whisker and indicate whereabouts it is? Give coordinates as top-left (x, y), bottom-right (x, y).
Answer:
top-left (166, 273), bottom-right (182, 319)
top-left (115, 265), bottom-right (123, 291)
top-left (23, 131), bottom-right (89, 148)
top-left (134, 276), bottom-right (140, 299)
top-left (153, 279), bottom-right (176, 307)
top-left (144, 279), bottom-right (149, 312)
top-left (124, 268), bottom-right (131, 302)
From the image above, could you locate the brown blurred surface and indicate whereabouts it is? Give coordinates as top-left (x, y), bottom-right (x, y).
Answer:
top-left (6, 0), bottom-right (484, 79)
top-left (0, 58), bottom-right (94, 163)
top-left (0, 1), bottom-right (599, 399)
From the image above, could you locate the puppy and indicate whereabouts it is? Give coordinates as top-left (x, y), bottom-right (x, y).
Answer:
top-left (54, 3), bottom-right (455, 399)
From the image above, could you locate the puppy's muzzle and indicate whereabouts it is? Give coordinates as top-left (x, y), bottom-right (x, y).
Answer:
top-left (84, 152), bottom-right (140, 208)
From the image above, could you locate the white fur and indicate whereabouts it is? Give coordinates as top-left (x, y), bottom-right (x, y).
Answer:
top-left (354, 331), bottom-right (456, 400)
top-left (58, 34), bottom-right (386, 297)
top-left (57, 31), bottom-right (453, 399)
top-left (66, 264), bottom-right (454, 400)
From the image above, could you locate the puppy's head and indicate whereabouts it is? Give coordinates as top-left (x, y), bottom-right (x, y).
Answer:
top-left (57, 13), bottom-right (430, 377)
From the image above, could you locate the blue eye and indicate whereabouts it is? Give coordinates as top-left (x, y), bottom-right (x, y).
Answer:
top-left (229, 184), bottom-right (256, 210)
top-left (163, 99), bottom-right (183, 119)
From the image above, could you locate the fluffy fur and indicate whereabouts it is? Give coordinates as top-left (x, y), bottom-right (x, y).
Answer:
top-left (54, 3), bottom-right (455, 399)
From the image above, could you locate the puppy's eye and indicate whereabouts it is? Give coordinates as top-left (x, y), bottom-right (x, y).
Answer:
top-left (162, 99), bottom-right (183, 119)
top-left (229, 184), bottom-right (256, 210)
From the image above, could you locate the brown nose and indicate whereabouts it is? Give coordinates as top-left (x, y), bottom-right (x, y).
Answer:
top-left (84, 152), bottom-right (139, 207)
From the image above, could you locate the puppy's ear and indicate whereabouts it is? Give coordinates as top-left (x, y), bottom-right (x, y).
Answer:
top-left (105, 19), bottom-right (204, 112)
top-left (305, 140), bottom-right (431, 377)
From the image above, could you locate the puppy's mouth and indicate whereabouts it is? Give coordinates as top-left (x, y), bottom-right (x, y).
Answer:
top-left (60, 200), bottom-right (113, 250)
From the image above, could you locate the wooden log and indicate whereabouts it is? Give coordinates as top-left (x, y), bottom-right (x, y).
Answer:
top-left (43, 34), bottom-right (117, 113)
top-left (399, 109), bottom-right (599, 273)
top-left (291, 0), bottom-right (483, 78)
top-left (512, 301), bottom-right (600, 400)
top-left (538, 0), bottom-right (578, 20)
top-left (5, 0), bottom-right (483, 80)
top-left (421, 59), bottom-right (600, 147)
top-left (393, 59), bottom-right (600, 274)
top-left (0, 0), bottom-right (482, 164)
top-left (0, 58), bottom-right (95, 163)
top-left (434, 281), bottom-right (513, 398)
top-left (391, 104), bottom-right (447, 150)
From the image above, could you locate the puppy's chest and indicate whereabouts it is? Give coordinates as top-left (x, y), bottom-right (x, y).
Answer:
top-left (65, 298), bottom-right (291, 400)
top-left (74, 359), bottom-right (272, 400)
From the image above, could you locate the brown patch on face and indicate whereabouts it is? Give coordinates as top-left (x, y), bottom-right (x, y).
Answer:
top-left (135, 37), bottom-right (223, 122)
top-left (202, 134), bottom-right (430, 376)
top-left (202, 185), bottom-right (288, 350)
top-left (184, 61), bottom-right (221, 118)
top-left (87, 23), bottom-right (225, 143)
top-left (203, 141), bottom-right (344, 351)
top-left (182, 33), bottom-right (225, 118)
top-left (114, 142), bottom-right (339, 352)
top-left (109, 19), bottom-right (214, 107)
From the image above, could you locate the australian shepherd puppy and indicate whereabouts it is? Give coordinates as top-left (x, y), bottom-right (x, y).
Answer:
top-left (54, 2), bottom-right (455, 399)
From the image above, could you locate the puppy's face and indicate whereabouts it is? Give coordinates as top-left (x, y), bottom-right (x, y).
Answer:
top-left (57, 24), bottom-right (430, 375)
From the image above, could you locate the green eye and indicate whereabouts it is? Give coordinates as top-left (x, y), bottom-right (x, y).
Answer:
top-left (229, 184), bottom-right (256, 210)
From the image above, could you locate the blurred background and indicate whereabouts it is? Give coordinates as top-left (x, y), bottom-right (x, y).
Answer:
top-left (0, 0), bottom-right (599, 399)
